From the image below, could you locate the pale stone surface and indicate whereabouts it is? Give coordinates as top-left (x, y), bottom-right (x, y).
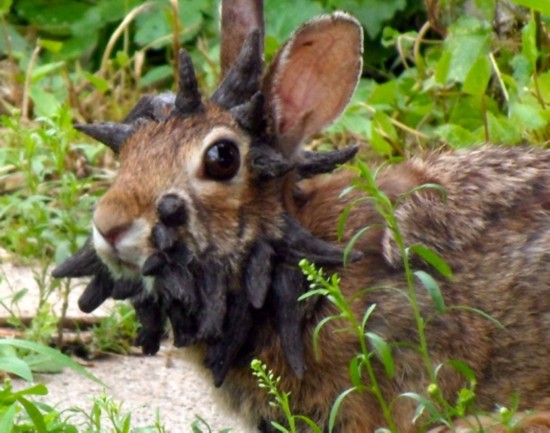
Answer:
top-left (0, 262), bottom-right (258, 432)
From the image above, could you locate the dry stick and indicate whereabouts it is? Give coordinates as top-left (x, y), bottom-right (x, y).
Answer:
top-left (21, 45), bottom-right (41, 122)
top-left (0, 315), bottom-right (103, 330)
top-left (99, 2), bottom-right (155, 76)
top-left (171, 0), bottom-right (180, 80)
top-left (0, 14), bottom-right (21, 109)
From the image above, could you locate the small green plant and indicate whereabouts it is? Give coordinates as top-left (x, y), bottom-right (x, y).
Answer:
top-left (251, 359), bottom-right (322, 433)
top-left (90, 303), bottom-right (140, 355)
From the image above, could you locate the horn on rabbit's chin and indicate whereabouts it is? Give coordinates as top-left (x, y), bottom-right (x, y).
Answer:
top-left (174, 49), bottom-right (204, 117)
top-left (211, 30), bottom-right (263, 109)
top-left (74, 123), bottom-right (136, 154)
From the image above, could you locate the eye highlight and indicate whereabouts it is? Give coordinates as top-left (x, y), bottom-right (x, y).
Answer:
top-left (204, 139), bottom-right (241, 180)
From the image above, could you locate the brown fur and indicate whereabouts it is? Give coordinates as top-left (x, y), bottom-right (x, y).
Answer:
top-left (219, 146), bottom-right (550, 432)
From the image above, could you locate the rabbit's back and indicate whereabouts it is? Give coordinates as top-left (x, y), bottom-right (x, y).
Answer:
top-left (236, 146), bottom-right (550, 431)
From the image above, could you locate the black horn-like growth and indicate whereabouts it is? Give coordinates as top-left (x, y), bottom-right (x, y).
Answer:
top-left (211, 30), bottom-right (262, 109)
top-left (174, 50), bottom-right (204, 117)
top-left (74, 123), bottom-right (136, 154)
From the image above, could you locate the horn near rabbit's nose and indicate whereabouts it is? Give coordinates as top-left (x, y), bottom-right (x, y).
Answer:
top-left (157, 194), bottom-right (187, 227)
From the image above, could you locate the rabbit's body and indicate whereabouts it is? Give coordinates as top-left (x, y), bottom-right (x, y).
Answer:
top-left (218, 146), bottom-right (550, 432)
top-left (53, 3), bottom-right (550, 431)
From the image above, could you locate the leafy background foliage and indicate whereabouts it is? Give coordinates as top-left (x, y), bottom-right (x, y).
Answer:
top-left (1, 0), bottom-right (550, 431)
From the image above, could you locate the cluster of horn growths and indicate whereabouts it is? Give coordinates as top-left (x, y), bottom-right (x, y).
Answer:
top-left (52, 45), bottom-right (361, 387)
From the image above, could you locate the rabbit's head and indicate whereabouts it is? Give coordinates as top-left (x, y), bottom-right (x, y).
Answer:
top-left (54, 4), bottom-right (363, 380)
top-left (90, 12), bottom-right (363, 282)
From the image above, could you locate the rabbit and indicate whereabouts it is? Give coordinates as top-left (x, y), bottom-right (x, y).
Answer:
top-left (52, 0), bottom-right (550, 432)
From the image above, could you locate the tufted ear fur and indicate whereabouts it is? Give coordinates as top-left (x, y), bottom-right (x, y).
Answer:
top-left (220, 0), bottom-right (264, 78)
top-left (264, 12), bottom-right (363, 158)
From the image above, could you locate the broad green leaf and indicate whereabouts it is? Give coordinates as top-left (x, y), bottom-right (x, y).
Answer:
top-left (139, 65), bottom-right (173, 88)
top-left (509, 0), bottom-right (550, 15)
top-left (463, 55), bottom-right (491, 96)
top-left (434, 124), bottom-right (477, 149)
top-left (408, 244), bottom-right (453, 279)
top-left (31, 61), bottom-right (65, 83)
top-left (83, 72), bottom-right (110, 93)
top-left (341, 0), bottom-right (407, 39)
top-left (509, 101), bottom-right (545, 131)
top-left (486, 112), bottom-right (521, 144)
top-left (0, 403), bottom-right (16, 432)
top-left (0, 339), bottom-right (101, 384)
top-left (13, 384), bottom-right (48, 398)
top-left (414, 270), bottom-right (445, 313)
top-left (474, 0), bottom-right (496, 21)
top-left (29, 86), bottom-right (61, 118)
top-left (0, 0), bottom-right (13, 14)
top-left (434, 50), bottom-right (452, 84)
top-left (0, 356), bottom-right (33, 381)
top-left (445, 17), bottom-right (491, 83)
top-left (368, 81), bottom-right (399, 108)
top-left (365, 332), bottom-right (394, 378)
top-left (37, 39), bottom-right (63, 53)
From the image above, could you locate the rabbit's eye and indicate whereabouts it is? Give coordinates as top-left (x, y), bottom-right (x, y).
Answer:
top-left (204, 139), bottom-right (240, 180)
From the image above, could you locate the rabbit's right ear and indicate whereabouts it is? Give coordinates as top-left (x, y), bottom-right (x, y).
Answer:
top-left (220, 0), bottom-right (264, 78)
top-left (265, 13), bottom-right (363, 158)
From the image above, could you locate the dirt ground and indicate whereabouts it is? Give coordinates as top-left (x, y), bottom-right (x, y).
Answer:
top-left (0, 261), bottom-right (258, 432)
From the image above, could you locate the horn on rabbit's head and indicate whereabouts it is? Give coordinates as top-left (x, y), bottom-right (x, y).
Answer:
top-left (211, 30), bottom-right (263, 110)
top-left (74, 123), bottom-right (137, 154)
top-left (174, 49), bottom-right (204, 117)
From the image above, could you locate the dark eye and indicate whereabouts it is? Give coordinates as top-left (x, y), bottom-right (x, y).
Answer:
top-left (204, 139), bottom-right (240, 180)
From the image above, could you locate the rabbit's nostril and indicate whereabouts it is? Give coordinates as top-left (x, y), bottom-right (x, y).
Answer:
top-left (157, 194), bottom-right (187, 227)
top-left (102, 224), bottom-right (131, 248)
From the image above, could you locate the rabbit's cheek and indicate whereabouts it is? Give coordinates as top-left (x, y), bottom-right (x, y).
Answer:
top-left (93, 218), bottom-right (153, 278)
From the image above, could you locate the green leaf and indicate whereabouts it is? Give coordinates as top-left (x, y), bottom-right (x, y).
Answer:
top-left (446, 359), bottom-right (477, 382)
top-left (0, 403), bottom-right (16, 432)
top-left (434, 50), bottom-right (452, 84)
top-left (0, 0), bottom-right (13, 14)
top-left (509, 0), bottom-right (550, 15)
top-left (37, 39), bottom-right (63, 53)
top-left (486, 112), bottom-right (522, 144)
top-left (365, 332), bottom-right (394, 378)
top-left (414, 270), bottom-right (445, 313)
top-left (342, 0), bottom-right (407, 39)
top-left (433, 124), bottom-right (477, 149)
top-left (0, 356), bottom-right (33, 381)
top-left (28, 86), bottom-right (61, 118)
top-left (521, 19), bottom-right (539, 70)
top-left (408, 244), bottom-right (453, 279)
top-left (17, 396), bottom-right (47, 433)
top-left (445, 17), bottom-right (491, 84)
top-left (0, 339), bottom-right (102, 385)
top-left (139, 65), bottom-right (173, 88)
top-left (463, 55), bottom-right (491, 96)
top-left (509, 101), bottom-right (546, 131)
top-left (328, 388), bottom-right (356, 432)
top-left (83, 72), bottom-right (110, 93)
top-left (31, 61), bottom-right (65, 83)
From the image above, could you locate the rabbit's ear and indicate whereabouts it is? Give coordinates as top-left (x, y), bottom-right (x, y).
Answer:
top-left (265, 13), bottom-right (363, 158)
top-left (220, 0), bottom-right (264, 78)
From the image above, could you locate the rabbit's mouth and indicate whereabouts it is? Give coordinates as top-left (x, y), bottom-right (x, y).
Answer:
top-left (92, 219), bottom-right (152, 279)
